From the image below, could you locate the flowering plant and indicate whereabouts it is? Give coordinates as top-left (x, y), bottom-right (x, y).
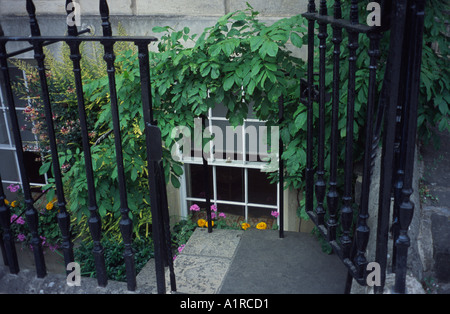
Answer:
top-left (6, 184), bottom-right (61, 252)
top-left (189, 203), bottom-right (228, 229)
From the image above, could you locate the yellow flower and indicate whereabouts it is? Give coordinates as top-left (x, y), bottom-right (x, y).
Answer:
top-left (241, 222), bottom-right (250, 230)
top-left (46, 202), bottom-right (54, 210)
top-left (256, 222), bottom-right (267, 230)
top-left (205, 220), bottom-right (214, 228)
top-left (4, 199), bottom-right (10, 206)
top-left (10, 200), bottom-right (17, 208)
top-left (197, 219), bottom-right (207, 228)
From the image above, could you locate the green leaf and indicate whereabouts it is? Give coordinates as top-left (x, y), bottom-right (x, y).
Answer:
top-left (223, 75), bottom-right (234, 91)
top-left (265, 41), bottom-right (279, 57)
top-left (131, 167), bottom-right (138, 182)
top-left (152, 26), bottom-right (168, 33)
top-left (250, 36), bottom-right (265, 52)
top-left (247, 79), bottom-right (256, 95)
top-left (171, 175), bottom-right (181, 188)
top-left (39, 162), bottom-right (51, 175)
top-left (290, 32), bottom-right (303, 48)
top-left (209, 44), bottom-right (222, 57)
top-left (172, 163), bottom-right (184, 176)
top-left (294, 111), bottom-right (307, 130)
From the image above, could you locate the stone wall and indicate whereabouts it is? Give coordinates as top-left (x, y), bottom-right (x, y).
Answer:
top-left (0, 0), bottom-right (307, 17)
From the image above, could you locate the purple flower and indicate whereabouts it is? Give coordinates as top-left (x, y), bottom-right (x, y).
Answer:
top-left (189, 204), bottom-right (200, 212)
top-left (10, 214), bottom-right (18, 223)
top-left (271, 211), bottom-right (279, 218)
top-left (219, 212), bottom-right (226, 218)
top-left (7, 184), bottom-right (20, 193)
top-left (16, 216), bottom-right (25, 225)
top-left (10, 214), bottom-right (25, 225)
top-left (211, 205), bottom-right (217, 212)
top-left (17, 234), bottom-right (26, 242)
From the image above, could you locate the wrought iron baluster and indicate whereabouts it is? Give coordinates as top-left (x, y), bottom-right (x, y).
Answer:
top-left (65, 0), bottom-right (107, 287)
top-left (305, 0), bottom-right (316, 218)
top-left (0, 172), bottom-right (20, 274)
top-left (326, 0), bottom-right (342, 243)
top-left (340, 0), bottom-right (359, 259)
top-left (136, 40), bottom-right (167, 294)
top-left (157, 162), bottom-right (177, 292)
top-left (354, 29), bottom-right (382, 280)
top-left (315, 0), bottom-right (328, 227)
top-left (0, 23), bottom-right (46, 278)
top-left (26, 0), bottom-right (75, 272)
top-left (99, 0), bottom-right (136, 291)
top-left (375, 0), bottom-right (408, 294)
top-left (393, 0), bottom-right (425, 294)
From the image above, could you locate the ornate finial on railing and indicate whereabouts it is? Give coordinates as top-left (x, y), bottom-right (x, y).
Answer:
top-left (100, 0), bottom-right (112, 36)
top-left (308, 0), bottom-right (316, 14)
top-left (319, 0), bottom-right (327, 16)
top-left (66, 0), bottom-right (78, 36)
top-left (334, 0), bottom-right (342, 19)
top-left (350, 0), bottom-right (359, 24)
top-left (26, 0), bottom-right (41, 37)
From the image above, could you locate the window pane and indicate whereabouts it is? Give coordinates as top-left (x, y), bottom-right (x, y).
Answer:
top-left (3, 109), bottom-right (37, 149)
top-left (185, 164), bottom-right (213, 199)
top-left (23, 151), bottom-right (46, 184)
top-left (0, 150), bottom-right (19, 181)
top-left (212, 119), bottom-right (243, 161)
top-left (0, 110), bottom-right (9, 145)
top-left (216, 166), bottom-right (244, 202)
top-left (248, 168), bottom-right (276, 205)
top-left (215, 203), bottom-right (244, 218)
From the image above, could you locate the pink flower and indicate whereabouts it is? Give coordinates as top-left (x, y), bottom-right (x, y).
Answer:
top-left (7, 184), bottom-right (20, 193)
top-left (211, 212), bottom-right (216, 219)
top-left (16, 216), bottom-right (25, 225)
top-left (189, 204), bottom-right (200, 212)
top-left (271, 211), bottom-right (279, 218)
top-left (177, 244), bottom-right (185, 254)
top-left (219, 212), bottom-right (226, 218)
top-left (211, 205), bottom-right (217, 212)
top-left (10, 214), bottom-right (18, 223)
top-left (17, 234), bottom-right (26, 242)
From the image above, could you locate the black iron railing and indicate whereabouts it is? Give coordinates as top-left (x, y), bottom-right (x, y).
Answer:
top-left (302, 0), bottom-right (425, 294)
top-left (0, 0), bottom-right (175, 294)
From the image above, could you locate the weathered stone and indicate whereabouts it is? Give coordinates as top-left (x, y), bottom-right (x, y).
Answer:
top-left (431, 212), bottom-right (450, 282)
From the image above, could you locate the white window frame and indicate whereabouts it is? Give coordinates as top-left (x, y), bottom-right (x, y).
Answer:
top-left (179, 107), bottom-right (280, 225)
top-left (0, 66), bottom-right (48, 190)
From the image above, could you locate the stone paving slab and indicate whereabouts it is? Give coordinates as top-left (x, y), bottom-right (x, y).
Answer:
top-left (162, 228), bottom-right (244, 294)
top-left (0, 266), bottom-right (155, 294)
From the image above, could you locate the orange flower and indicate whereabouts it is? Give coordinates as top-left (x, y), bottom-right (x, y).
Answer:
top-left (197, 219), bottom-right (206, 228)
top-left (10, 201), bottom-right (17, 208)
top-left (205, 220), bottom-right (214, 228)
top-left (241, 222), bottom-right (250, 230)
top-left (46, 202), bottom-right (54, 210)
top-left (256, 222), bottom-right (267, 230)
